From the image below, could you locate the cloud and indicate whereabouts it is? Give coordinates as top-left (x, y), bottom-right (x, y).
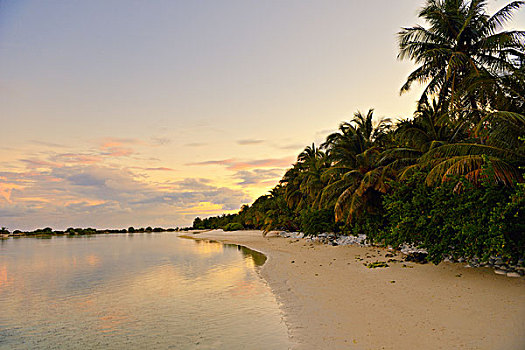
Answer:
top-left (278, 143), bottom-right (306, 150)
top-left (233, 168), bottom-right (283, 186)
top-left (66, 172), bottom-right (107, 187)
top-left (150, 137), bottom-right (171, 146)
top-left (29, 140), bottom-right (67, 148)
top-left (100, 145), bottom-right (134, 157)
top-left (99, 137), bottom-right (142, 146)
top-left (143, 167), bottom-right (175, 171)
top-left (187, 156), bottom-right (294, 171)
top-left (20, 137), bottom-right (143, 170)
top-left (237, 139), bottom-right (265, 145)
top-left (185, 142), bottom-right (207, 147)
top-left (2, 138), bottom-right (291, 230)
top-left (20, 158), bottom-right (63, 169)
top-left (187, 158), bottom-right (235, 167)
top-left (52, 153), bottom-right (102, 165)
top-left (0, 164), bottom-right (250, 230)
top-left (129, 167), bottom-right (176, 172)
top-left (172, 178), bottom-right (213, 191)
top-left (98, 137), bottom-right (144, 157)
top-left (0, 182), bottom-right (25, 203)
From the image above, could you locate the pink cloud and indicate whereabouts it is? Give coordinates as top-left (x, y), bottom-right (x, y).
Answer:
top-left (98, 137), bottom-right (143, 157)
top-left (0, 186), bottom-right (13, 203)
top-left (101, 146), bottom-right (134, 157)
top-left (144, 167), bottom-right (175, 171)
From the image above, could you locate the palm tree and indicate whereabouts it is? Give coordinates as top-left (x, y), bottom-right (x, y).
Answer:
top-left (398, 0), bottom-right (525, 110)
top-left (378, 99), bottom-right (460, 180)
top-left (322, 109), bottom-right (390, 166)
top-left (281, 144), bottom-right (329, 210)
top-left (420, 110), bottom-right (525, 186)
top-left (320, 110), bottom-right (393, 223)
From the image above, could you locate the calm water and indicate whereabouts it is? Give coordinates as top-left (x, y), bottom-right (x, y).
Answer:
top-left (0, 234), bottom-right (291, 349)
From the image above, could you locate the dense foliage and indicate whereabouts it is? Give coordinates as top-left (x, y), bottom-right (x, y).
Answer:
top-left (194, 0), bottom-right (525, 263)
top-left (379, 170), bottom-right (524, 263)
top-left (223, 223), bottom-right (245, 231)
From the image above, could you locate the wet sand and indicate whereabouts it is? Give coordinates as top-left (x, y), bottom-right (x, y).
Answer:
top-left (187, 229), bottom-right (525, 350)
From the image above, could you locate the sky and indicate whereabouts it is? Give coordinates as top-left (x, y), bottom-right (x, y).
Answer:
top-left (1, 0), bottom-right (524, 230)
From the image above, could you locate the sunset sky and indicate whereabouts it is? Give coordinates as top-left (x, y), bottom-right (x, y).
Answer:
top-left (2, 1), bottom-right (523, 230)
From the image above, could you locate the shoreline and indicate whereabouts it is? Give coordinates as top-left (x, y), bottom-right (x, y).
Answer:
top-left (189, 229), bottom-right (525, 350)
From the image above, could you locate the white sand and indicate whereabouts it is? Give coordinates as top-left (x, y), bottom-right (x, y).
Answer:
top-left (188, 230), bottom-right (525, 350)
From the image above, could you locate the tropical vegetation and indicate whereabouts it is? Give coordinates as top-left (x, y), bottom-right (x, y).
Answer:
top-left (194, 0), bottom-right (525, 264)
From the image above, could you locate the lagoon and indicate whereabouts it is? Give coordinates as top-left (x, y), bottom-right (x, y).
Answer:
top-left (0, 233), bottom-right (291, 349)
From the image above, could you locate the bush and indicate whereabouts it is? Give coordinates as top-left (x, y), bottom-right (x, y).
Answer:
top-left (346, 212), bottom-right (386, 240)
top-left (380, 172), bottom-right (523, 264)
top-left (299, 208), bottom-right (337, 236)
top-left (223, 223), bottom-right (244, 231)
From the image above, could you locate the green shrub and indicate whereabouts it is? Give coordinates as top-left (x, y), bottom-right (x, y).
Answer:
top-left (346, 212), bottom-right (385, 240)
top-left (223, 223), bottom-right (244, 231)
top-left (299, 208), bottom-right (337, 236)
top-left (380, 172), bottom-right (523, 263)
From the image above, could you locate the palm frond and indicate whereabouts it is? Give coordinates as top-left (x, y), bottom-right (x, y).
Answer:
top-left (426, 155), bottom-right (521, 186)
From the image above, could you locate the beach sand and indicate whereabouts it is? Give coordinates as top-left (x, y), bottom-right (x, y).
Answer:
top-left (188, 229), bottom-right (525, 350)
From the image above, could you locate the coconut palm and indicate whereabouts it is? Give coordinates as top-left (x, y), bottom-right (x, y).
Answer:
top-left (377, 99), bottom-right (460, 180)
top-left (320, 110), bottom-right (393, 222)
top-left (420, 110), bottom-right (525, 186)
top-left (322, 109), bottom-right (390, 166)
top-left (281, 144), bottom-right (329, 211)
top-left (398, 0), bottom-right (525, 110)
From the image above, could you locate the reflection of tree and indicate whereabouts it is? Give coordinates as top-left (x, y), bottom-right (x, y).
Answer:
top-left (224, 243), bottom-right (267, 266)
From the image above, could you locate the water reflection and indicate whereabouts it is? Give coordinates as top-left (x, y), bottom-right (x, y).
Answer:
top-left (224, 243), bottom-right (267, 267)
top-left (186, 238), bottom-right (267, 267)
top-left (0, 234), bottom-right (290, 349)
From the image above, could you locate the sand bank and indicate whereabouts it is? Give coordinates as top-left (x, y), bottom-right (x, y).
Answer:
top-left (188, 229), bottom-right (524, 350)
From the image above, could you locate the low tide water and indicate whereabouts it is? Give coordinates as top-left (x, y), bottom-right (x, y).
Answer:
top-left (0, 233), bottom-right (291, 349)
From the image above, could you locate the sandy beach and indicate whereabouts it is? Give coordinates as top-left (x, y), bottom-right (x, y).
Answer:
top-left (188, 229), bottom-right (525, 350)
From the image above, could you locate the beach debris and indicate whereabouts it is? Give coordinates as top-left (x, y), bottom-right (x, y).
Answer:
top-left (494, 269), bottom-right (507, 275)
top-left (401, 264), bottom-right (414, 268)
top-left (366, 261), bottom-right (389, 268)
top-left (506, 272), bottom-right (521, 278)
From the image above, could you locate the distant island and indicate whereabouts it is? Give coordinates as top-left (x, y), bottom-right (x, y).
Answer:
top-left (0, 226), bottom-right (185, 238)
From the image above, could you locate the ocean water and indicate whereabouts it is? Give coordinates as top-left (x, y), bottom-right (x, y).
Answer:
top-left (0, 233), bottom-right (291, 349)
